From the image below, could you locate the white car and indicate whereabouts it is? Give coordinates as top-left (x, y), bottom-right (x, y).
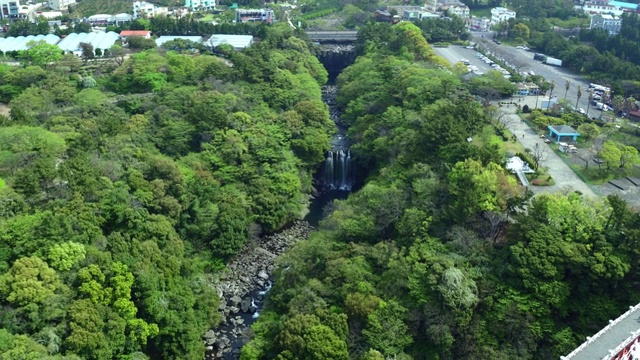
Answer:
top-left (465, 46), bottom-right (474, 49)
top-left (578, 108), bottom-right (586, 114)
top-left (522, 46), bottom-right (530, 50)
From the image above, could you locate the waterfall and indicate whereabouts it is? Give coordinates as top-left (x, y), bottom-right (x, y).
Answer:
top-left (323, 148), bottom-right (354, 191)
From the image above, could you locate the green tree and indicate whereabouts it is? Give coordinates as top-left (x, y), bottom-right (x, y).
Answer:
top-left (512, 23), bottom-right (530, 39)
top-left (362, 300), bottom-right (413, 357)
top-left (0, 256), bottom-right (59, 306)
top-left (577, 123), bottom-right (600, 140)
top-left (18, 40), bottom-right (63, 67)
top-left (47, 242), bottom-right (86, 271)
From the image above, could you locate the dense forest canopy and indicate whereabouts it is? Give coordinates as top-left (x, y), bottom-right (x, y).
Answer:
top-left (241, 21), bottom-right (640, 360)
top-left (0, 24), bottom-right (336, 359)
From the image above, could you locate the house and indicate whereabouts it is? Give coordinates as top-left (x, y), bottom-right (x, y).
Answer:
top-left (470, 16), bottom-right (491, 31)
top-left (402, 10), bottom-right (420, 21)
top-left (185, 0), bottom-right (215, 11)
top-left (548, 125), bottom-right (580, 142)
top-left (133, 1), bottom-right (168, 19)
top-left (419, 12), bottom-right (440, 19)
top-left (206, 34), bottom-right (253, 50)
top-left (447, 4), bottom-right (470, 19)
top-left (86, 14), bottom-right (113, 25)
top-left (0, 0), bottom-right (19, 20)
top-left (628, 110), bottom-right (640, 122)
top-left (490, 7), bottom-right (516, 25)
top-left (590, 14), bottom-right (622, 35)
top-left (120, 30), bottom-right (152, 39)
top-left (48, 0), bottom-right (75, 11)
top-left (235, 8), bottom-right (274, 23)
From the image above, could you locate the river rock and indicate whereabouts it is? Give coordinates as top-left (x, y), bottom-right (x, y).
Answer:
top-left (257, 270), bottom-right (269, 280)
top-left (229, 295), bottom-right (242, 307)
top-left (240, 298), bottom-right (251, 313)
top-left (205, 221), bottom-right (316, 359)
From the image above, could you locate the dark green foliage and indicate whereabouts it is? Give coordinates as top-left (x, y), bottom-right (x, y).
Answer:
top-left (0, 23), bottom-right (334, 359)
top-left (242, 21), bottom-right (640, 360)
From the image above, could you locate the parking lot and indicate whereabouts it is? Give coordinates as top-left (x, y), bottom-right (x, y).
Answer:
top-left (435, 41), bottom-right (609, 117)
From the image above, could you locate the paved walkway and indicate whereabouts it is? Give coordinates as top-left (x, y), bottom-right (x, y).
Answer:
top-left (564, 303), bottom-right (640, 360)
top-left (497, 100), bottom-right (597, 198)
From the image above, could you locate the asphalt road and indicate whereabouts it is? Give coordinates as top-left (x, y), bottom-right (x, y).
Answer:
top-left (432, 46), bottom-right (493, 75)
top-left (437, 32), bottom-right (607, 117)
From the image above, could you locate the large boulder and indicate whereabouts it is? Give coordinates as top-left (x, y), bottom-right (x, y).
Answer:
top-left (240, 297), bottom-right (252, 313)
top-left (228, 295), bottom-right (242, 307)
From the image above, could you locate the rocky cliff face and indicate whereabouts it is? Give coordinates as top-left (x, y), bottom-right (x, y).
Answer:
top-left (317, 44), bottom-right (357, 83)
top-left (204, 221), bottom-right (314, 359)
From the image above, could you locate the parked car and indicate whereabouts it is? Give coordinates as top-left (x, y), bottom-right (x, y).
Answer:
top-left (578, 108), bottom-right (586, 114)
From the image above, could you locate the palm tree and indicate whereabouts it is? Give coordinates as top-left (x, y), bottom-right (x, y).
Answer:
top-left (547, 81), bottom-right (556, 110)
top-left (586, 91), bottom-right (593, 117)
top-left (565, 80), bottom-right (571, 100)
top-left (613, 95), bottom-right (624, 118)
top-left (575, 85), bottom-right (582, 111)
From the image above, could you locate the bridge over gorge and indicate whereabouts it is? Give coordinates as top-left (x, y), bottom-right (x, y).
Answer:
top-left (562, 302), bottom-right (640, 360)
top-left (305, 31), bottom-right (358, 43)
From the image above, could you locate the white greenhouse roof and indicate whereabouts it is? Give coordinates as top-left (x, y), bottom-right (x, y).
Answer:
top-left (155, 36), bottom-right (203, 47)
top-left (206, 34), bottom-right (253, 49)
top-left (113, 13), bottom-right (133, 21)
top-left (88, 14), bottom-right (112, 21)
top-left (57, 32), bottom-right (120, 52)
top-left (0, 34), bottom-right (61, 52)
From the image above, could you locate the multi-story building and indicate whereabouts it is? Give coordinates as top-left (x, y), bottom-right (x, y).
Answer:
top-left (48, 0), bottom-right (75, 11)
top-left (0, 0), bottom-right (19, 20)
top-left (490, 7), bottom-right (516, 25)
top-left (235, 8), bottom-right (274, 23)
top-left (582, 0), bottom-right (623, 15)
top-left (133, 1), bottom-right (168, 19)
top-left (185, 0), bottom-right (215, 11)
top-left (590, 14), bottom-right (622, 35)
top-left (470, 16), bottom-right (491, 31)
top-left (448, 4), bottom-right (470, 18)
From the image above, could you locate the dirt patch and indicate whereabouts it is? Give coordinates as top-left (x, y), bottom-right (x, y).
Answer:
top-left (0, 103), bottom-right (10, 117)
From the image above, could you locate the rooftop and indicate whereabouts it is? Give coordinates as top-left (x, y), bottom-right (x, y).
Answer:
top-left (120, 30), bottom-right (151, 37)
top-left (0, 34), bottom-right (61, 52)
top-left (206, 34), bottom-right (253, 49)
top-left (610, 0), bottom-right (639, 9)
top-left (549, 124), bottom-right (579, 134)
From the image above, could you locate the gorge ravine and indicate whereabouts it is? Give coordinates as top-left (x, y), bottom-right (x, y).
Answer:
top-left (203, 45), bottom-right (358, 359)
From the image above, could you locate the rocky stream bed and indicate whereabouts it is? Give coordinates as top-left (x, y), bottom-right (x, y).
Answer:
top-left (203, 221), bottom-right (315, 359)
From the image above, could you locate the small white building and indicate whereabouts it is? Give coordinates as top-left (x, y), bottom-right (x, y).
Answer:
top-left (590, 14), bottom-right (622, 35)
top-left (185, 0), bottom-right (214, 11)
top-left (448, 4), bottom-right (470, 18)
top-left (490, 7), bottom-right (516, 25)
top-left (133, 1), bottom-right (168, 19)
top-left (471, 16), bottom-right (491, 31)
top-left (48, 0), bottom-right (75, 11)
top-left (0, 0), bottom-right (19, 20)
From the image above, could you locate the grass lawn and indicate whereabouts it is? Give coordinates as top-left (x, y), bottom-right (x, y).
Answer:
top-left (552, 147), bottom-right (640, 185)
top-left (199, 14), bottom-right (216, 21)
top-left (474, 125), bottom-right (527, 156)
top-left (470, 8), bottom-right (491, 18)
top-left (474, 125), bottom-right (555, 186)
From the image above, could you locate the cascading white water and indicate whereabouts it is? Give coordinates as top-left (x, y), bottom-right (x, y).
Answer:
top-left (323, 148), bottom-right (354, 191)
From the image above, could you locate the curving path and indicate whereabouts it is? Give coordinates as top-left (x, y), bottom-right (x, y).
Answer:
top-left (497, 104), bottom-right (597, 198)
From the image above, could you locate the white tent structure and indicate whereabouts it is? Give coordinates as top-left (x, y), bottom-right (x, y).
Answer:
top-left (206, 34), bottom-right (254, 50)
top-left (57, 32), bottom-right (120, 56)
top-left (0, 34), bottom-right (61, 53)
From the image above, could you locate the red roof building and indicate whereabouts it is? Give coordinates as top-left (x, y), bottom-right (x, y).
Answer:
top-left (119, 30), bottom-right (151, 39)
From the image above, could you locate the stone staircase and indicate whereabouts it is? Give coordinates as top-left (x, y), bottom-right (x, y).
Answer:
top-left (516, 169), bottom-right (529, 186)
top-left (608, 177), bottom-right (640, 190)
